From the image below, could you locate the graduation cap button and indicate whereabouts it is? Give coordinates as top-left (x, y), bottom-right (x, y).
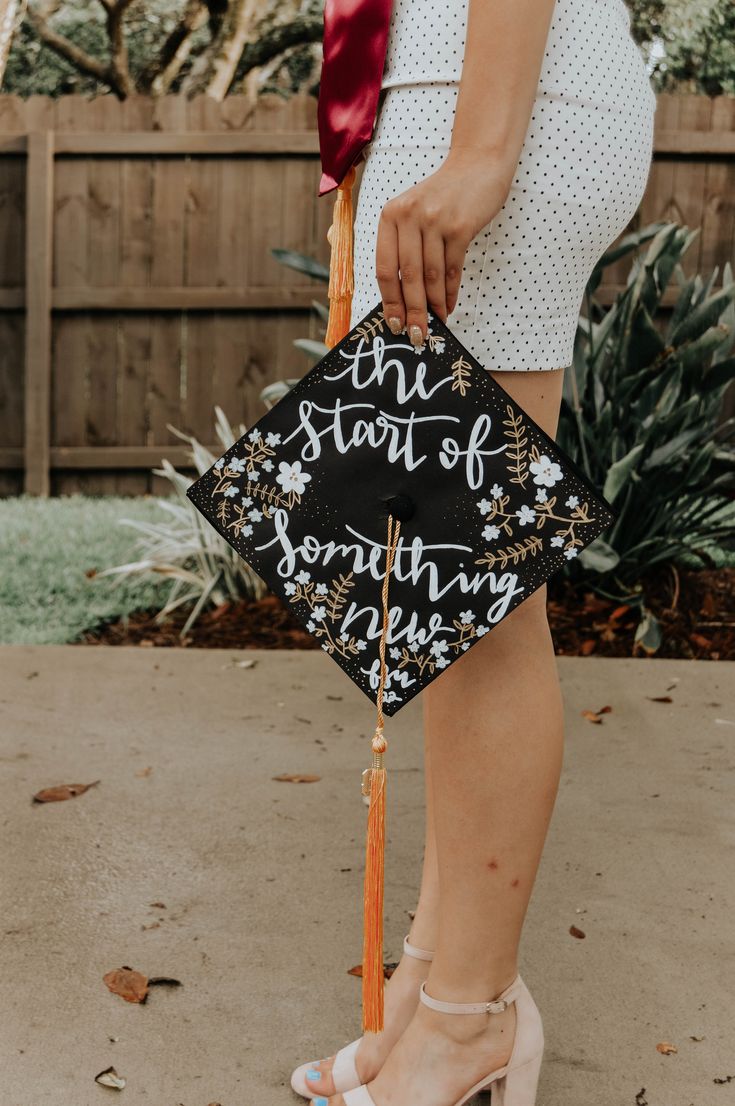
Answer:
top-left (385, 493), bottom-right (415, 522)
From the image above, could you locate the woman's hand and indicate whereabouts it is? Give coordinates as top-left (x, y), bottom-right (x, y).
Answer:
top-left (377, 147), bottom-right (514, 347)
top-left (376, 0), bottom-right (558, 348)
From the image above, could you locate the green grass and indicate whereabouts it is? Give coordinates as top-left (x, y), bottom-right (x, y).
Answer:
top-left (0, 496), bottom-right (171, 645)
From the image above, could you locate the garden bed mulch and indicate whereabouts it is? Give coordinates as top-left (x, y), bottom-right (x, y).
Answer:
top-left (79, 566), bottom-right (735, 660)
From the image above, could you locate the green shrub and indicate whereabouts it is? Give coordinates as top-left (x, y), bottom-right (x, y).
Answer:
top-left (558, 221), bottom-right (735, 648)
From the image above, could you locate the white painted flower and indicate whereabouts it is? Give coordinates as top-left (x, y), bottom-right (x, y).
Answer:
top-left (389, 647), bottom-right (401, 660)
top-left (535, 487), bottom-right (548, 503)
top-left (241, 496), bottom-right (253, 507)
top-left (340, 631), bottom-right (349, 642)
top-left (491, 483), bottom-right (504, 499)
top-left (314, 583), bottom-right (328, 596)
top-left (566, 495), bottom-right (579, 509)
top-left (356, 640), bottom-right (367, 651)
top-left (312, 605), bottom-right (326, 621)
top-left (214, 458), bottom-right (224, 470)
top-left (529, 454), bottom-right (563, 487)
top-left (434, 655), bottom-right (450, 669)
top-left (276, 459), bottom-right (312, 496)
top-left (295, 569), bottom-right (311, 585)
top-left (461, 642), bottom-right (470, 651)
top-left (242, 524), bottom-right (253, 537)
top-left (564, 547), bottom-right (579, 560)
top-left (307, 620), bottom-right (316, 632)
top-left (516, 504), bottom-right (536, 526)
top-left (248, 428), bottom-right (260, 442)
top-left (248, 509), bottom-right (262, 522)
top-left (321, 642), bottom-right (330, 651)
top-left (550, 535), bottom-right (564, 548)
top-left (476, 625), bottom-right (489, 637)
top-left (247, 467), bottom-right (260, 480)
top-left (460, 610), bottom-right (475, 624)
top-left (261, 459), bottom-right (274, 472)
top-left (477, 498), bottom-right (492, 514)
top-left (430, 639), bottom-right (449, 657)
top-left (224, 485), bottom-right (238, 498)
top-left (228, 456), bottom-right (247, 473)
top-left (283, 581), bottom-right (297, 596)
top-left (432, 335), bottom-right (446, 354)
top-left (483, 524), bottom-right (501, 541)
top-left (265, 432), bottom-right (281, 446)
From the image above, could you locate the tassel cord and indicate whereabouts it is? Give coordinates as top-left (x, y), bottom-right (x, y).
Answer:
top-left (361, 514), bottom-right (401, 1033)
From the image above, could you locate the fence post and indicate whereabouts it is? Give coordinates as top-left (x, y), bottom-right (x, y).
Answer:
top-left (24, 130), bottom-right (54, 496)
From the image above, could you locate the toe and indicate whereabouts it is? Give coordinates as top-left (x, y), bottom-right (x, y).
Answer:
top-left (303, 1057), bottom-right (338, 1098)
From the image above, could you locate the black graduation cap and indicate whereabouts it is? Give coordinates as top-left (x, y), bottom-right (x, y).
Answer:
top-left (185, 299), bottom-right (616, 1030)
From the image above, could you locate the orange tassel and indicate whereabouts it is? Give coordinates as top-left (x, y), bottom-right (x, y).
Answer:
top-left (360, 516), bottom-right (401, 1033)
top-left (361, 733), bottom-right (387, 1032)
top-left (324, 164), bottom-right (356, 349)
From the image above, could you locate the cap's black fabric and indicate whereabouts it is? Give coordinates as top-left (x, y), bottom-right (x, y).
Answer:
top-left (187, 300), bottom-right (616, 715)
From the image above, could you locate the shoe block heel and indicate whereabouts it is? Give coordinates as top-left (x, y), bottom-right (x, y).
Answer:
top-left (491, 1052), bottom-right (543, 1106)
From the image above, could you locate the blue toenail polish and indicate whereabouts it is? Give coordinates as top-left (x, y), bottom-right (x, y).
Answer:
top-left (314, 1099), bottom-right (328, 1106)
top-left (306, 1070), bottom-right (321, 1081)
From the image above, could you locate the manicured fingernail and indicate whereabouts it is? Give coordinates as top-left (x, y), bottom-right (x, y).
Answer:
top-left (409, 324), bottom-right (423, 347)
top-left (306, 1069), bottom-right (321, 1081)
top-left (387, 316), bottom-right (403, 334)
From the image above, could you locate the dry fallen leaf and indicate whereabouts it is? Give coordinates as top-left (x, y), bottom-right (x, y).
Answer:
top-left (580, 639), bottom-right (597, 656)
top-left (656, 1041), bottom-right (678, 1055)
top-left (347, 962), bottom-right (398, 979)
top-left (94, 1066), bottom-right (126, 1089)
top-left (569, 925), bottom-right (586, 939)
top-left (272, 773), bottom-right (321, 783)
top-left (103, 966), bottom-right (149, 1004)
top-left (610, 604), bottom-right (631, 621)
top-left (33, 781), bottom-right (100, 803)
top-left (581, 705), bottom-right (613, 725)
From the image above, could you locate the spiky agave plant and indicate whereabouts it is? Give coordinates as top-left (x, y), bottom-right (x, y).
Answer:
top-left (98, 407), bottom-right (267, 635)
top-left (558, 221), bottom-right (735, 649)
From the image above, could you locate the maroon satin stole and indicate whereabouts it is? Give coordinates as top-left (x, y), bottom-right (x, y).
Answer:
top-left (317, 0), bottom-right (395, 196)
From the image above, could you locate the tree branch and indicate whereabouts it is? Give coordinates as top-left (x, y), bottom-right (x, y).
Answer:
top-left (138, 0), bottom-right (208, 95)
top-left (233, 14), bottom-right (321, 86)
top-left (26, 3), bottom-right (112, 87)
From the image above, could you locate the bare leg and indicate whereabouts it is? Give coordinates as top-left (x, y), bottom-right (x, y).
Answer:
top-left (329, 367), bottom-right (566, 1105)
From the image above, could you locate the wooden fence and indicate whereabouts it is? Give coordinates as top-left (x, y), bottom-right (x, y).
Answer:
top-left (0, 91), bottom-right (733, 496)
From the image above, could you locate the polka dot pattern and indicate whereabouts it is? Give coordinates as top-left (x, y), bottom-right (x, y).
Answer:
top-left (349, 0), bottom-right (657, 372)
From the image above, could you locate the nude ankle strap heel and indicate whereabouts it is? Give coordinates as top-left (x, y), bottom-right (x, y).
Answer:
top-left (290, 934), bottom-right (434, 1100)
top-left (389, 973), bottom-right (545, 1106)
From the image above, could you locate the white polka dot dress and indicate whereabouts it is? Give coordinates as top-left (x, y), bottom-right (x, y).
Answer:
top-left (348, 0), bottom-right (657, 371)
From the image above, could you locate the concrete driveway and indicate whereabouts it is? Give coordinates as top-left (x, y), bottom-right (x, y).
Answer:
top-left (0, 646), bottom-right (733, 1106)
